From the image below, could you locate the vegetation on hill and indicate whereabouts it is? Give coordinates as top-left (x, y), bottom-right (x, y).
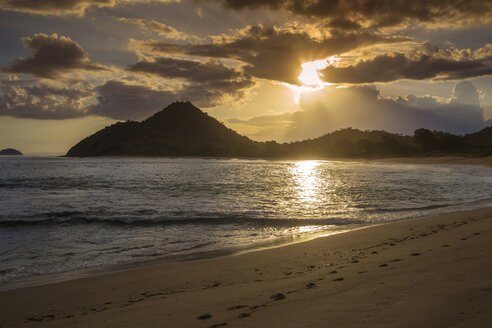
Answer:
top-left (66, 101), bottom-right (492, 158)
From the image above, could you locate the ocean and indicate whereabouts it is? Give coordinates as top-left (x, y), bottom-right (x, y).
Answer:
top-left (1, 157), bottom-right (491, 285)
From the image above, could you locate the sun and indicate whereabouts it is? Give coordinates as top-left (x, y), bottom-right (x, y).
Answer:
top-left (298, 59), bottom-right (329, 87)
top-left (284, 56), bottom-right (339, 105)
top-left (298, 56), bottom-right (339, 87)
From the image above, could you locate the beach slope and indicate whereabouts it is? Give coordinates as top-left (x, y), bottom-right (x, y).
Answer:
top-left (1, 207), bottom-right (491, 327)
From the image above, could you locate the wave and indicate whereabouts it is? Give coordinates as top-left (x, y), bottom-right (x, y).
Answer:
top-left (0, 214), bottom-right (365, 228)
top-left (364, 203), bottom-right (451, 213)
top-left (2, 197), bottom-right (492, 228)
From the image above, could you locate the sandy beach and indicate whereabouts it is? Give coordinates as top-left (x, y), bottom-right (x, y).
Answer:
top-left (0, 206), bottom-right (491, 327)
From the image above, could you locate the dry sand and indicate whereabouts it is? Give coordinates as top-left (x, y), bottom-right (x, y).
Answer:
top-left (0, 207), bottom-right (491, 327)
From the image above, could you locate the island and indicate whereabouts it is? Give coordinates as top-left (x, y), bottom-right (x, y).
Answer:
top-left (66, 101), bottom-right (492, 158)
top-left (0, 148), bottom-right (23, 156)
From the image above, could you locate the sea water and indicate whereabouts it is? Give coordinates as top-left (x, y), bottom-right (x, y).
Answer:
top-left (1, 157), bottom-right (491, 284)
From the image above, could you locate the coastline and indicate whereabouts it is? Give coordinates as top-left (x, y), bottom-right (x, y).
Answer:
top-left (1, 206), bottom-right (491, 327)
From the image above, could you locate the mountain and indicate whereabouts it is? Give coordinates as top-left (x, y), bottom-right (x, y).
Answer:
top-left (66, 101), bottom-right (260, 157)
top-left (0, 148), bottom-right (22, 155)
top-left (66, 101), bottom-right (492, 158)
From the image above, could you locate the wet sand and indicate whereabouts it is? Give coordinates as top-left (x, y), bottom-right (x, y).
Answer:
top-left (1, 207), bottom-right (491, 327)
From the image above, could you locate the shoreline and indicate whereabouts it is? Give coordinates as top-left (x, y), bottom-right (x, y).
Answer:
top-left (0, 224), bottom-right (363, 292)
top-left (2, 195), bottom-right (489, 292)
top-left (1, 206), bottom-right (491, 327)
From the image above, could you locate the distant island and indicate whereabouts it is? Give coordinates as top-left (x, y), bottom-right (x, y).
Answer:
top-left (0, 148), bottom-right (23, 156)
top-left (66, 101), bottom-right (492, 158)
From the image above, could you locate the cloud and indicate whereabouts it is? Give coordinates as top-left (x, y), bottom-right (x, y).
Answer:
top-left (450, 80), bottom-right (480, 106)
top-left (128, 56), bottom-right (254, 97)
top-left (2, 33), bottom-right (106, 79)
top-left (0, 81), bottom-right (92, 119)
top-left (87, 79), bottom-right (176, 120)
top-left (205, 0), bottom-right (492, 29)
top-left (116, 17), bottom-right (200, 41)
top-left (229, 82), bottom-right (486, 142)
top-left (0, 0), bottom-right (178, 16)
top-left (138, 25), bottom-right (411, 84)
top-left (320, 43), bottom-right (492, 83)
top-left (0, 52), bottom-right (255, 121)
top-left (88, 72), bottom-right (252, 120)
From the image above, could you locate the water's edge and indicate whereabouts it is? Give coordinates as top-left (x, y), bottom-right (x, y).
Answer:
top-left (2, 204), bottom-right (491, 292)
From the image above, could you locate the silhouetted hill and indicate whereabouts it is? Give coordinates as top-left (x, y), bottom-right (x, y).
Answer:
top-left (66, 101), bottom-right (492, 158)
top-left (286, 128), bottom-right (417, 157)
top-left (464, 126), bottom-right (492, 148)
top-left (0, 148), bottom-right (22, 155)
top-left (66, 102), bottom-right (259, 157)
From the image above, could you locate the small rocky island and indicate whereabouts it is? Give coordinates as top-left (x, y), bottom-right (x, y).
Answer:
top-left (0, 148), bottom-right (23, 155)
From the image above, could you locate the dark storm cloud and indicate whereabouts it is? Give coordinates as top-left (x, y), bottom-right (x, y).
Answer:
top-left (139, 25), bottom-right (411, 84)
top-left (321, 44), bottom-right (492, 83)
top-left (2, 33), bottom-right (106, 78)
top-left (0, 0), bottom-right (176, 16)
top-left (205, 0), bottom-right (492, 29)
top-left (0, 82), bottom-right (92, 119)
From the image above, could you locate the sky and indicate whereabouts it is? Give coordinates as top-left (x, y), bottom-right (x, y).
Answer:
top-left (0, 0), bottom-right (491, 155)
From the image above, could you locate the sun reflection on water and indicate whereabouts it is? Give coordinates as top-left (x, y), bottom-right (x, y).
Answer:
top-left (290, 160), bottom-right (324, 207)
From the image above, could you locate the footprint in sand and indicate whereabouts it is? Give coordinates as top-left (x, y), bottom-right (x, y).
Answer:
top-left (410, 252), bottom-right (421, 256)
top-left (306, 282), bottom-right (317, 289)
top-left (197, 314), bottom-right (212, 320)
top-left (208, 323), bottom-right (227, 328)
top-left (379, 263), bottom-right (388, 267)
top-left (329, 270), bottom-right (338, 274)
top-left (332, 277), bottom-right (344, 281)
top-left (227, 305), bottom-right (248, 311)
top-left (270, 293), bottom-right (286, 301)
top-left (238, 313), bottom-right (251, 318)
